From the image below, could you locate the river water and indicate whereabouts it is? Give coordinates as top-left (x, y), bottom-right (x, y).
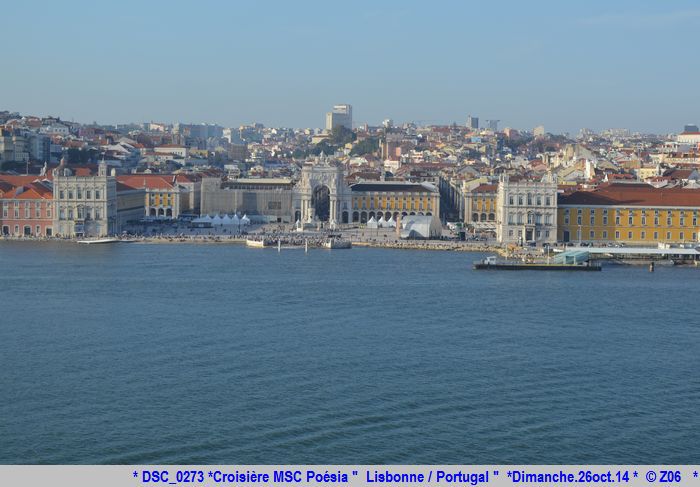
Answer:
top-left (1, 242), bottom-right (698, 464)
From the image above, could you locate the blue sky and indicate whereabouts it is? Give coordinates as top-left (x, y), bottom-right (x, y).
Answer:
top-left (2, 0), bottom-right (699, 133)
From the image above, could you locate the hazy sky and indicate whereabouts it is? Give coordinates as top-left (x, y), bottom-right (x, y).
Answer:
top-left (2, 0), bottom-right (699, 133)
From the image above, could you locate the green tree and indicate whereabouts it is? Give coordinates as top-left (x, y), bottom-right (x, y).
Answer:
top-left (350, 137), bottom-right (379, 156)
top-left (329, 125), bottom-right (356, 146)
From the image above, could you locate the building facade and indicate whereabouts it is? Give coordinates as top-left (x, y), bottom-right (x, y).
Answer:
top-left (117, 174), bottom-right (200, 219)
top-left (200, 177), bottom-right (295, 223)
top-left (496, 174), bottom-right (558, 245)
top-left (325, 104), bottom-right (352, 131)
top-left (0, 178), bottom-right (54, 237)
top-left (52, 163), bottom-right (117, 237)
top-left (198, 155), bottom-right (441, 229)
top-left (558, 183), bottom-right (700, 245)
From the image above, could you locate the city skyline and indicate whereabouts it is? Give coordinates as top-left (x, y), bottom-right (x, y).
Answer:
top-left (2, 1), bottom-right (699, 133)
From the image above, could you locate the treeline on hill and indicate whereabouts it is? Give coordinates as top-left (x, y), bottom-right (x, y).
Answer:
top-left (294, 126), bottom-right (379, 158)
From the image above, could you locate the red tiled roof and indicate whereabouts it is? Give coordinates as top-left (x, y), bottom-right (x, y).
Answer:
top-left (559, 183), bottom-right (700, 207)
top-left (473, 184), bottom-right (498, 193)
top-left (117, 174), bottom-right (177, 190)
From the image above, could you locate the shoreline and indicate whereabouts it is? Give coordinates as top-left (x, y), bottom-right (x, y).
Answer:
top-left (0, 235), bottom-right (500, 252)
top-left (2, 237), bottom-right (699, 265)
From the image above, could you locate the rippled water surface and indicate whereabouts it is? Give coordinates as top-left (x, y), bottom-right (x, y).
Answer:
top-left (1, 242), bottom-right (699, 464)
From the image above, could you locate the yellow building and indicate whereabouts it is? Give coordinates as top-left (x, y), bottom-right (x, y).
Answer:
top-left (558, 183), bottom-right (700, 244)
top-left (465, 183), bottom-right (498, 227)
top-left (349, 182), bottom-right (440, 225)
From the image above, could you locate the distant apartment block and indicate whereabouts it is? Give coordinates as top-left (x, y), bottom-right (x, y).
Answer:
top-left (325, 104), bottom-right (352, 131)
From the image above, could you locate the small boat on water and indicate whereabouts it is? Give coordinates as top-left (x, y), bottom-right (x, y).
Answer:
top-left (245, 238), bottom-right (274, 248)
top-left (77, 238), bottom-right (121, 245)
top-left (473, 255), bottom-right (601, 271)
top-left (323, 239), bottom-right (352, 249)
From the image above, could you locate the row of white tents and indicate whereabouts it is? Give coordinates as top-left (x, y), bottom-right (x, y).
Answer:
top-left (191, 214), bottom-right (251, 226)
top-left (366, 215), bottom-right (397, 229)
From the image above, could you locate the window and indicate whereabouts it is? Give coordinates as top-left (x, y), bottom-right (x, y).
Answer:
top-left (536, 230), bottom-right (541, 238)
top-left (654, 231), bottom-right (658, 240)
top-left (2, 204), bottom-right (6, 218)
top-left (641, 231), bottom-right (646, 239)
top-left (577, 215), bottom-right (582, 225)
top-left (518, 195), bottom-right (523, 205)
top-left (654, 216), bottom-right (659, 226)
top-left (680, 232), bottom-right (685, 240)
top-left (667, 231), bottom-right (671, 240)
top-left (47, 205), bottom-right (52, 218)
top-left (545, 230), bottom-right (550, 238)
top-left (59, 208), bottom-right (65, 220)
top-left (615, 215), bottom-right (620, 225)
top-left (25, 203), bottom-right (30, 219)
top-left (77, 189), bottom-right (82, 199)
top-left (615, 231), bottom-right (620, 239)
top-left (95, 208), bottom-right (101, 220)
top-left (68, 191), bottom-right (73, 199)
top-left (508, 195), bottom-right (514, 205)
top-left (508, 230), bottom-right (513, 237)
top-left (590, 230), bottom-right (595, 239)
top-left (35, 225), bottom-right (40, 235)
top-left (528, 213), bottom-right (534, 224)
top-left (507, 213), bottom-right (514, 224)
top-left (36, 204), bottom-right (41, 218)
top-left (536, 195), bottom-right (542, 206)
top-left (667, 217), bottom-right (672, 226)
top-left (602, 231), bottom-right (608, 239)
top-left (59, 190), bottom-right (65, 199)
top-left (527, 194), bottom-right (532, 205)
top-left (590, 214), bottom-right (595, 225)
top-left (628, 216), bottom-right (633, 225)
top-left (86, 190), bottom-right (91, 199)
top-left (14, 205), bottom-right (19, 218)
top-left (546, 196), bottom-right (551, 206)
top-left (95, 190), bottom-right (101, 199)
top-left (680, 217), bottom-right (685, 226)
top-left (77, 207), bottom-right (83, 219)
top-left (628, 231), bottom-right (632, 239)
top-left (603, 216), bottom-right (608, 225)
top-left (68, 209), bottom-right (73, 219)
top-left (641, 216), bottom-right (646, 225)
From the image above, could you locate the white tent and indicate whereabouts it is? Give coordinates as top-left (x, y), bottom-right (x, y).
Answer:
top-left (222, 214), bottom-right (233, 225)
top-left (366, 216), bottom-right (378, 229)
top-left (202, 214), bottom-right (213, 223)
top-left (241, 214), bottom-right (250, 225)
top-left (377, 216), bottom-right (386, 227)
top-left (211, 215), bottom-right (223, 226)
top-left (387, 216), bottom-right (396, 228)
top-left (231, 214), bottom-right (240, 225)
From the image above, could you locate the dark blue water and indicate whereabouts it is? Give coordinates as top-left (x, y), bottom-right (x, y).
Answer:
top-left (1, 242), bottom-right (699, 464)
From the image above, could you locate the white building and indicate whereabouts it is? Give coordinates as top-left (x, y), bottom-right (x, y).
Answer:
top-left (52, 161), bottom-right (117, 237)
top-left (325, 104), bottom-right (352, 131)
top-left (154, 145), bottom-right (189, 158)
top-left (496, 174), bottom-right (558, 246)
top-left (677, 131), bottom-right (700, 146)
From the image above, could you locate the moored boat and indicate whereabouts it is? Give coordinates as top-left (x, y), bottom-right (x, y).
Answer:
top-left (77, 238), bottom-right (121, 244)
top-left (473, 255), bottom-right (601, 271)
